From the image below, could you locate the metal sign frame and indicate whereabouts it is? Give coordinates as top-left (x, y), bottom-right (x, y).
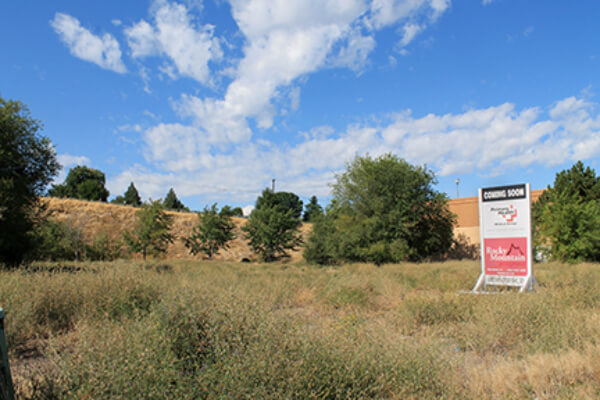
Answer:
top-left (473, 183), bottom-right (535, 293)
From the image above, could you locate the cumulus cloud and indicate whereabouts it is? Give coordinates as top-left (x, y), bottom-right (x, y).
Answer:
top-left (112, 95), bottom-right (600, 201)
top-left (125, 1), bottom-right (221, 84)
top-left (51, 13), bottom-right (127, 73)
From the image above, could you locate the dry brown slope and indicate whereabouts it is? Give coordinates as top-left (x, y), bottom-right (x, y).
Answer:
top-left (42, 197), bottom-right (311, 261)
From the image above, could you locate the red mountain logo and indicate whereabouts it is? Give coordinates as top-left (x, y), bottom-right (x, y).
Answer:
top-left (506, 243), bottom-right (524, 256)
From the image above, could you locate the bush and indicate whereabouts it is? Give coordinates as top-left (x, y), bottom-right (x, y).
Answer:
top-left (31, 219), bottom-right (85, 261)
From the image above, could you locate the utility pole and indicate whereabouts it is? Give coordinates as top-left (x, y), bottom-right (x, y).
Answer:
top-left (271, 178), bottom-right (276, 192)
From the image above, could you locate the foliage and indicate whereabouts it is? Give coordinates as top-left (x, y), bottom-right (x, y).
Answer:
top-left (256, 190), bottom-right (303, 219)
top-left (183, 203), bottom-right (236, 259)
top-left (444, 233), bottom-right (480, 260)
top-left (86, 233), bottom-right (123, 261)
top-left (123, 200), bottom-right (174, 260)
top-left (303, 195), bottom-right (324, 222)
top-left (0, 97), bottom-right (60, 267)
top-left (110, 195), bottom-right (126, 205)
top-left (304, 154), bottom-right (455, 265)
top-left (124, 181), bottom-right (142, 206)
top-left (220, 205), bottom-right (244, 217)
top-left (243, 189), bottom-right (302, 261)
top-left (533, 161), bottom-right (600, 262)
top-left (31, 219), bottom-right (86, 261)
top-left (48, 165), bottom-right (109, 202)
top-left (31, 219), bottom-right (122, 262)
top-left (163, 188), bottom-right (189, 211)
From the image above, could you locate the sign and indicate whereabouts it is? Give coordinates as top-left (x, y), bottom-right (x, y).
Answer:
top-left (473, 184), bottom-right (535, 292)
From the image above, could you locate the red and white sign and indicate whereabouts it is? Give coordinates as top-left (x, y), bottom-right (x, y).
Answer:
top-left (473, 184), bottom-right (535, 291)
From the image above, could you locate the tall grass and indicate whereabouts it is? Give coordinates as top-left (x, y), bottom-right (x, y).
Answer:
top-left (2, 260), bottom-right (600, 399)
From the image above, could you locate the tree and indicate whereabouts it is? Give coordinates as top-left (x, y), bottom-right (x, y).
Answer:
top-left (243, 189), bottom-right (303, 261)
top-left (220, 205), bottom-right (244, 218)
top-left (256, 190), bottom-right (303, 219)
top-left (48, 165), bottom-right (109, 201)
top-left (183, 204), bottom-right (236, 259)
top-left (303, 195), bottom-right (324, 222)
top-left (124, 182), bottom-right (142, 206)
top-left (163, 188), bottom-right (188, 211)
top-left (0, 97), bottom-right (60, 266)
top-left (123, 200), bottom-right (174, 260)
top-left (304, 154), bottom-right (455, 265)
top-left (533, 161), bottom-right (600, 262)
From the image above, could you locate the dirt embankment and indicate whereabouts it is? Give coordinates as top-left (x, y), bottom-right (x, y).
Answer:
top-left (42, 197), bottom-right (311, 261)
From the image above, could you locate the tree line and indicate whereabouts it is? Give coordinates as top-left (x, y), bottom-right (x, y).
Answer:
top-left (3, 96), bottom-right (600, 267)
top-left (47, 164), bottom-right (195, 213)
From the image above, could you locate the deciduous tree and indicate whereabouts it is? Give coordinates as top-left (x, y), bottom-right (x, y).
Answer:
top-left (533, 161), bottom-right (600, 262)
top-left (304, 154), bottom-right (455, 265)
top-left (123, 200), bottom-right (174, 260)
top-left (48, 165), bottom-right (109, 202)
top-left (0, 97), bottom-right (59, 266)
top-left (243, 189), bottom-right (302, 261)
top-left (183, 204), bottom-right (236, 259)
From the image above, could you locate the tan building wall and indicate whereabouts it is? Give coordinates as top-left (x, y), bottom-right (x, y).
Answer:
top-left (448, 189), bottom-right (544, 245)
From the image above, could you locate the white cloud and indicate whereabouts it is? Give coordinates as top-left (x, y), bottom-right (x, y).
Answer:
top-left (399, 23), bottom-right (423, 47)
top-left (242, 205), bottom-right (254, 216)
top-left (368, 0), bottom-right (449, 29)
top-left (51, 13), bottom-right (127, 73)
top-left (125, 1), bottom-right (221, 85)
top-left (113, 95), bottom-right (600, 201)
top-left (120, 0), bottom-right (451, 147)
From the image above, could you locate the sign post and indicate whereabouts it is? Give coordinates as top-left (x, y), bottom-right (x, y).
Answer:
top-left (473, 183), bottom-right (535, 293)
top-left (0, 308), bottom-right (15, 400)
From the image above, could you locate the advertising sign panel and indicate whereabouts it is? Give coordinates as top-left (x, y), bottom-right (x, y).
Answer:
top-left (473, 184), bottom-right (535, 292)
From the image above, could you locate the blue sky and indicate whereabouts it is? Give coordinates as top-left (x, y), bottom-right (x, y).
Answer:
top-left (2, 0), bottom-right (599, 213)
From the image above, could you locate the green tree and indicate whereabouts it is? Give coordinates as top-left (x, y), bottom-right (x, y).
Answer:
top-left (304, 154), bottom-right (455, 265)
top-left (123, 200), bottom-right (174, 260)
top-left (31, 219), bottom-right (86, 261)
top-left (124, 182), bottom-right (142, 206)
top-left (163, 188), bottom-right (188, 211)
top-left (303, 195), bottom-right (324, 222)
top-left (220, 205), bottom-right (244, 217)
top-left (111, 195), bottom-right (126, 205)
top-left (0, 97), bottom-right (60, 267)
top-left (533, 161), bottom-right (600, 262)
top-left (48, 165), bottom-right (109, 201)
top-left (243, 189), bottom-right (303, 261)
top-left (183, 203), bottom-right (236, 259)
top-left (256, 190), bottom-right (303, 219)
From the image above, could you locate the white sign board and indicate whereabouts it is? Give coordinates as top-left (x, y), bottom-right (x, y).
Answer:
top-left (473, 183), bottom-right (535, 292)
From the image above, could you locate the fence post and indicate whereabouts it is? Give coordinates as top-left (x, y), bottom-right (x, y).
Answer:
top-left (0, 308), bottom-right (15, 400)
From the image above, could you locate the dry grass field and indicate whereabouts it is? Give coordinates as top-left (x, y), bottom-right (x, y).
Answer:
top-left (2, 259), bottom-right (600, 399)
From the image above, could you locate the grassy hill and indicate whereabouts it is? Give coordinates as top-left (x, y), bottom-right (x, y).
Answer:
top-left (42, 197), bottom-right (311, 261)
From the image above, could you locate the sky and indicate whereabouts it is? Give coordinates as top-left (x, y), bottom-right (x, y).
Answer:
top-left (2, 0), bottom-right (600, 214)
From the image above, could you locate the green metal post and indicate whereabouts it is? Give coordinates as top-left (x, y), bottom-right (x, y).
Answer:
top-left (0, 308), bottom-right (15, 400)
